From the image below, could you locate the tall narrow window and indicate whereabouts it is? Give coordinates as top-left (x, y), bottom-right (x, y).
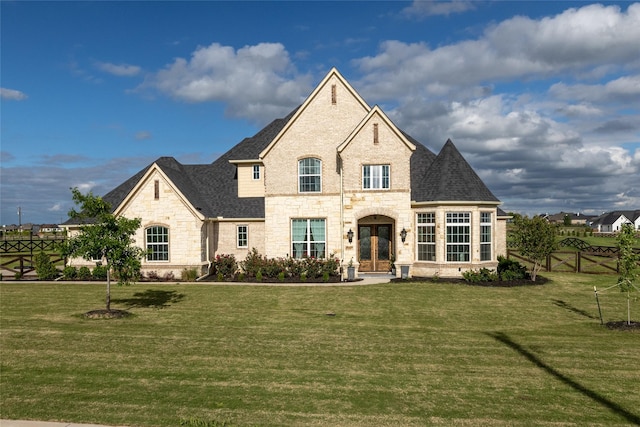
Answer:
top-left (480, 212), bottom-right (492, 261)
top-left (446, 212), bottom-right (470, 262)
top-left (373, 123), bottom-right (379, 144)
top-left (362, 165), bottom-right (390, 189)
top-left (146, 226), bottom-right (169, 261)
top-left (154, 180), bottom-right (160, 200)
top-left (237, 225), bottom-right (248, 248)
top-left (252, 164), bottom-right (260, 180)
top-left (298, 158), bottom-right (322, 192)
top-left (331, 84), bottom-right (337, 105)
top-left (291, 219), bottom-right (326, 258)
top-left (417, 213), bottom-right (436, 261)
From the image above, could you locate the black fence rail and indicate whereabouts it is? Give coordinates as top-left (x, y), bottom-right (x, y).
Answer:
top-left (507, 249), bottom-right (640, 274)
top-left (1, 236), bottom-right (66, 254)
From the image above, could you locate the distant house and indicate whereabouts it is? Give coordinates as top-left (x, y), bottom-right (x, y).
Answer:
top-left (545, 212), bottom-right (593, 225)
top-left (590, 210), bottom-right (640, 232)
top-left (62, 68), bottom-right (509, 279)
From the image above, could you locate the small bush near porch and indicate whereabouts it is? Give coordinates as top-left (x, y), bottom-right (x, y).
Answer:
top-left (1, 273), bottom-right (638, 426)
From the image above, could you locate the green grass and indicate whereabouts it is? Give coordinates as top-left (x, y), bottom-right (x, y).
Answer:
top-left (1, 275), bottom-right (639, 426)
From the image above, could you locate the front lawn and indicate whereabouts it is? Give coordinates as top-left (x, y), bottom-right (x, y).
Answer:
top-left (1, 274), bottom-right (638, 426)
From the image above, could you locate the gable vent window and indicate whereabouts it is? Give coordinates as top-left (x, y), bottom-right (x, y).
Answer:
top-left (331, 84), bottom-right (337, 105)
top-left (373, 123), bottom-right (379, 145)
top-left (154, 180), bottom-right (160, 200)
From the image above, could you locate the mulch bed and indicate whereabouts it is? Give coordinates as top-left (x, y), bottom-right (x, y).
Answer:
top-left (391, 276), bottom-right (549, 287)
top-left (83, 309), bottom-right (132, 319)
top-left (605, 321), bottom-right (640, 331)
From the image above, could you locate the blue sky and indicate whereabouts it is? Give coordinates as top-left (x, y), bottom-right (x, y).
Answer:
top-left (1, 1), bottom-right (639, 225)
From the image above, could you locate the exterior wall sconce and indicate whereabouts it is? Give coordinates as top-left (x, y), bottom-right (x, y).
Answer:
top-left (400, 228), bottom-right (407, 243)
top-left (347, 228), bottom-right (354, 243)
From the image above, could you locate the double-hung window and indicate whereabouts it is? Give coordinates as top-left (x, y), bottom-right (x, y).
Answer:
top-left (362, 165), bottom-right (390, 189)
top-left (446, 212), bottom-right (470, 262)
top-left (146, 226), bottom-right (169, 261)
top-left (237, 225), bottom-right (248, 248)
top-left (291, 219), bottom-right (326, 258)
top-left (480, 212), bottom-right (492, 261)
top-left (298, 158), bottom-right (321, 192)
top-left (417, 213), bottom-right (436, 261)
top-left (252, 165), bottom-right (260, 180)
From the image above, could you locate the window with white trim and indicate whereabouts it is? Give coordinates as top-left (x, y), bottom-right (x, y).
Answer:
top-left (237, 225), bottom-right (248, 248)
top-left (146, 226), bottom-right (169, 261)
top-left (298, 158), bottom-right (321, 192)
top-left (480, 212), bottom-right (492, 261)
top-left (291, 219), bottom-right (326, 258)
top-left (446, 212), bottom-right (470, 262)
top-left (252, 165), bottom-right (260, 180)
top-left (417, 213), bottom-right (436, 261)
top-left (363, 164), bottom-right (390, 189)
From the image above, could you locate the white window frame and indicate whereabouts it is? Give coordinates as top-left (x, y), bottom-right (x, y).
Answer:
top-left (417, 212), bottom-right (436, 261)
top-left (298, 158), bottom-right (322, 193)
top-left (252, 164), bottom-right (260, 180)
top-left (146, 226), bottom-right (169, 261)
top-left (236, 225), bottom-right (248, 248)
top-left (291, 218), bottom-right (326, 258)
top-left (446, 212), bottom-right (470, 262)
top-left (362, 164), bottom-right (390, 190)
top-left (480, 212), bottom-right (492, 261)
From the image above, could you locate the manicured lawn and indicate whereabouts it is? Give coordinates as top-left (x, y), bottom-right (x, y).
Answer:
top-left (1, 274), bottom-right (638, 426)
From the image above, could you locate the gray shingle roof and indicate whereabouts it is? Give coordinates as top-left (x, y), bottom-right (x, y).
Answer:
top-left (68, 111), bottom-right (500, 224)
top-left (413, 139), bottom-right (499, 203)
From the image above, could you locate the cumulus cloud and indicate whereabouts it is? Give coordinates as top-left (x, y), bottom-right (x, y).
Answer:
top-left (95, 61), bottom-right (142, 77)
top-left (354, 3), bottom-right (640, 99)
top-left (401, 0), bottom-right (475, 18)
top-left (138, 42), bottom-right (313, 124)
top-left (348, 2), bottom-right (640, 215)
top-left (1, 88), bottom-right (28, 101)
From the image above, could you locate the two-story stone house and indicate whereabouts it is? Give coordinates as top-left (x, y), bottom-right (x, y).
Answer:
top-left (64, 68), bottom-right (508, 279)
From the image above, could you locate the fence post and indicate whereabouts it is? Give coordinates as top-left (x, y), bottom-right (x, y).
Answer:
top-left (577, 252), bottom-right (580, 273)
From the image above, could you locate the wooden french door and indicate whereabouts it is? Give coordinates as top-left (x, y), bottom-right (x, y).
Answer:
top-left (358, 224), bottom-right (392, 272)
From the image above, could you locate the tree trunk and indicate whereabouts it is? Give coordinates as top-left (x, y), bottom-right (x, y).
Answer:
top-left (106, 268), bottom-right (111, 312)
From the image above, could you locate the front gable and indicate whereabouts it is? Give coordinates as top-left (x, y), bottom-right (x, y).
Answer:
top-left (114, 162), bottom-right (204, 222)
top-left (259, 68), bottom-right (371, 196)
top-left (338, 106), bottom-right (416, 193)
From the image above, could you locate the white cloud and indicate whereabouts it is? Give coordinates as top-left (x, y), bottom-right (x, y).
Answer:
top-left (1, 88), bottom-right (28, 101)
top-left (139, 42), bottom-right (313, 124)
top-left (354, 3), bottom-right (640, 99)
top-left (401, 0), bottom-right (475, 18)
top-left (95, 61), bottom-right (142, 77)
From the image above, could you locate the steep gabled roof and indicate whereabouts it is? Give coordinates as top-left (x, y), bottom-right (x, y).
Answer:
top-left (413, 139), bottom-right (499, 203)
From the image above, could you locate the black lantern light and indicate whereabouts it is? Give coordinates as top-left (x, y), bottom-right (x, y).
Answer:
top-left (400, 228), bottom-right (407, 243)
top-left (347, 228), bottom-right (354, 243)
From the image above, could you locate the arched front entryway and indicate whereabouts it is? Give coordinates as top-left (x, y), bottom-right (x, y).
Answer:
top-left (357, 215), bottom-right (395, 272)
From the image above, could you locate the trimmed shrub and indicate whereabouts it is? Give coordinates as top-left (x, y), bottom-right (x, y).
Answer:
top-left (181, 268), bottom-right (198, 281)
top-left (92, 264), bottom-right (108, 280)
top-left (497, 255), bottom-right (528, 280)
top-left (62, 266), bottom-right (77, 280)
top-left (78, 266), bottom-right (92, 280)
top-left (34, 251), bottom-right (58, 280)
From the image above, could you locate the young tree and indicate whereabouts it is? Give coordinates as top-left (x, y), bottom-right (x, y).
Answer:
top-left (510, 214), bottom-right (558, 281)
top-left (616, 223), bottom-right (639, 325)
top-left (60, 188), bottom-right (145, 311)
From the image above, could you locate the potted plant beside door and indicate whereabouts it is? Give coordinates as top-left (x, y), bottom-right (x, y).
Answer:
top-left (347, 258), bottom-right (355, 281)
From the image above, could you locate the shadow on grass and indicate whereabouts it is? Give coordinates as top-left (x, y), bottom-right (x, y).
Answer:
top-left (487, 332), bottom-right (640, 425)
top-left (552, 299), bottom-right (598, 320)
top-left (112, 289), bottom-right (185, 309)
